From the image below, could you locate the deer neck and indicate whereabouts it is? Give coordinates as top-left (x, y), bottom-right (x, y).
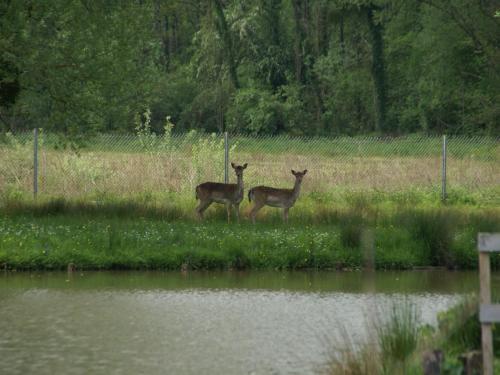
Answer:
top-left (236, 174), bottom-right (244, 195)
top-left (291, 178), bottom-right (302, 200)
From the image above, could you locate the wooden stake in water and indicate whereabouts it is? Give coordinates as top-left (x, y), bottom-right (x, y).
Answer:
top-left (33, 128), bottom-right (38, 199)
top-left (477, 232), bottom-right (500, 375)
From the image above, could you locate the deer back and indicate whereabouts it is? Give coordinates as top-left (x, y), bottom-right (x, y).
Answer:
top-left (196, 182), bottom-right (240, 203)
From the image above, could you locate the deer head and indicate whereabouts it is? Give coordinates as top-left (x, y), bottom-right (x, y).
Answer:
top-left (291, 169), bottom-right (307, 183)
top-left (231, 163), bottom-right (248, 178)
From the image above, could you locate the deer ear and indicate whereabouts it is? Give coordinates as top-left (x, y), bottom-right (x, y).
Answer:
top-left (243, 163), bottom-right (248, 169)
top-left (291, 169), bottom-right (296, 175)
top-left (231, 162), bottom-right (236, 168)
top-left (303, 169), bottom-right (308, 175)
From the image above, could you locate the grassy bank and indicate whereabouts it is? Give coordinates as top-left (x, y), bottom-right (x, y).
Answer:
top-left (0, 196), bottom-right (499, 271)
top-left (326, 296), bottom-right (500, 374)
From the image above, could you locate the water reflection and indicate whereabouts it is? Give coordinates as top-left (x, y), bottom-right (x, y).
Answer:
top-left (0, 270), bottom-right (495, 375)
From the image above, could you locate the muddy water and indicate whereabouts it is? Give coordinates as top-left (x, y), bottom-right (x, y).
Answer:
top-left (0, 270), bottom-right (495, 375)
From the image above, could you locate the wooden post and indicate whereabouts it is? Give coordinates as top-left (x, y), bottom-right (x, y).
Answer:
top-left (479, 251), bottom-right (493, 375)
top-left (477, 233), bottom-right (500, 375)
top-left (33, 128), bottom-right (38, 199)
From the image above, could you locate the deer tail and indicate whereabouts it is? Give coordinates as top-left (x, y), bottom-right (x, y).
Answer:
top-left (248, 188), bottom-right (253, 202)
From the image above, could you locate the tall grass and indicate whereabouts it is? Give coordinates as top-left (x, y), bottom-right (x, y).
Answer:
top-left (402, 210), bottom-right (456, 267)
top-left (1, 132), bottom-right (498, 203)
top-left (327, 295), bottom-right (500, 375)
top-left (375, 301), bottom-right (419, 372)
top-left (325, 330), bottom-right (379, 375)
top-left (326, 301), bottom-right (420, 375)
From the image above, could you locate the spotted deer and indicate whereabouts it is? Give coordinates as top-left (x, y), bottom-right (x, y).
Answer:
top-left (248, 169), bottom-right (307, 224)
top-left (195, 163), bottom-right (248, 223)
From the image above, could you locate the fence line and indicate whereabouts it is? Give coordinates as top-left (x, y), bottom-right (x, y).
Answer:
top-left (0, 131), bottom-right (498, 201)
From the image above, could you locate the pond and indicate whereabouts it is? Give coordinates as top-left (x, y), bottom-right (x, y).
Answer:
top-left (1, 270), bottom-right (497, 375)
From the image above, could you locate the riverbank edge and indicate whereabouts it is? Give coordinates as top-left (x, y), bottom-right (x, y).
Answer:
top-left (1, 207), bottom-right (499, 271)
top-left (325, 295), bottom-right (500, 374)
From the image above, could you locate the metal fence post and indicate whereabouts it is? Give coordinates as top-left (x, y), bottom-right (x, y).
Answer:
top-left (33, 128), bottom-right (38, 199)
top-left (224, 132), bottom-right (229, 183)
top-left (441, 135), bottom-right (447, 201)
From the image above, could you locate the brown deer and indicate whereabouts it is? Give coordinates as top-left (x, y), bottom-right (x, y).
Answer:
top-left (195, 163), bottom-right (248, 223)
top-left (248, 169), bottom-right (307, 224)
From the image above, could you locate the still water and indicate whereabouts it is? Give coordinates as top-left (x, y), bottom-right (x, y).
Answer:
top-left (0, 271), bottom-right (495, 375)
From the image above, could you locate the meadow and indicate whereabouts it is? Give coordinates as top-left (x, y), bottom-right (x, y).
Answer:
top-left (1, 132), bottom-right (499, 271)
top-left (0, 132), bottom-right (498, 203)
top-left (1, 196), bottom-right (499, 271)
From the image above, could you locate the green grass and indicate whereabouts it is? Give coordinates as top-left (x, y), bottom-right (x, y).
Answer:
top-left (0, 216), bottom-right (357, 270)
top-left (376, 301), bottom-right (420, 371)
top-left (0, 195), bottom-right (499, 271)
top-left (5, 132), bottom-right (496, 160)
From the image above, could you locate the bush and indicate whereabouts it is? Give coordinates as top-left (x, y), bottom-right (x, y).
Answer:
top-left (227, 87), bottom-right (284, 134)
top-left (401, 209), bottom-right (457, 267)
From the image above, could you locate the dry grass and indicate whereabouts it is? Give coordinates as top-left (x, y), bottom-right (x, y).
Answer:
top-left (0, 139), bottom-right (498, 200)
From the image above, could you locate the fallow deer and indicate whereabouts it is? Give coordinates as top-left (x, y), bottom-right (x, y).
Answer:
top-left (248, 169), bottom-right (307, 224)
top-left (195, 163), bottom-right (248, 223)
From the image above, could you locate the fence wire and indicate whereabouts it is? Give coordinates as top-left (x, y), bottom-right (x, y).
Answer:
top-left (0, 131), bottom-right (498, 201)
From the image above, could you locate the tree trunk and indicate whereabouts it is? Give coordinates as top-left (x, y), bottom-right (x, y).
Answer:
top-left (213, 0), bottom-right (239, 89)
top-left (339, 11), bottom-right (345, 62)
top-left (261, 0), bottom-right (286, 90)
top-left (291, 0), bottom-right (307, 84)
top-left (366, 5), bottom-right (387, 133)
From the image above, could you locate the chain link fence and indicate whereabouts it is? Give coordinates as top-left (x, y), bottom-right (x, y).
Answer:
top-left (0, 131), bottom-right (498, 201)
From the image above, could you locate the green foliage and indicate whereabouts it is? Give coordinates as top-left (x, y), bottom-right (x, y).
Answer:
top-left (1, 0), bottom-right (498, 135)
top-left (227, 88), bottom-right (283, 134)
top-left (1, 0), bottom-right (160, 133)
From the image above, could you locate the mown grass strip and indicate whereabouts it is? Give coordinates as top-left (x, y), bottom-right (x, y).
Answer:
top-left (0, 201), bottom-right (498, 271)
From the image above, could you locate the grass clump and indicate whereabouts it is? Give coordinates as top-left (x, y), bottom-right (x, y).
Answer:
top-left (402, 209), bottom-right (456, 267)
top-left (326, 300), bottom-right (421, 375)
top-left (326, 296), bottom-right (500, 374)
top-left (339, 212), bottom-right (364, 250)
top-left (376, 301), bottom-right (419, 372)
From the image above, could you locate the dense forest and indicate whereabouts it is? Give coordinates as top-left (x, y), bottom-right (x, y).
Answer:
top-left (0, 1), bottom-right (499, 136)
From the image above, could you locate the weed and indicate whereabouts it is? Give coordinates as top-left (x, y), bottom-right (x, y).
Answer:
top-left (375, 300), bottom-right (419, 368)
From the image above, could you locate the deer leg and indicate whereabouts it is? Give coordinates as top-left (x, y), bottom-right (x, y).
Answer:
top-left (249, 203), bottom-right (264, 224)
top-left (226, 203), bottom-right (231, 223)
top-left (283, 207), bottom-right (289, 224)
top-left (196, 200), bottom-right (212, 220)
top-left (234, 203), bottom-right (240, 223)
